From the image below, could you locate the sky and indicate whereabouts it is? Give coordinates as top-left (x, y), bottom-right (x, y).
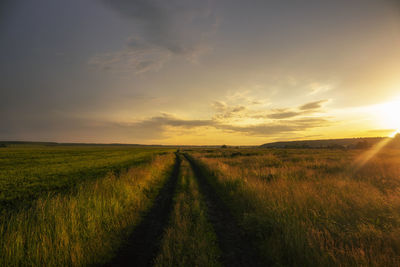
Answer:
top-left (1, 0), bottom-right (400, 145)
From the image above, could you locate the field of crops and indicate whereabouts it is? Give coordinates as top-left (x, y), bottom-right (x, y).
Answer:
top-left (0, 145), bottom-right (172, 214)
top-left (2, 144), bottom-right (400, 266)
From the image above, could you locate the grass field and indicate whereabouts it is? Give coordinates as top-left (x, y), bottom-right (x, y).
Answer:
top-left (0, 145), bottom-right (175, 266)
top-left (2, 144), bottom-right (400, 266)
top-left (189, 147), bottom-right (400, 266)
top-left (0, 145), bottom-right (172, 214)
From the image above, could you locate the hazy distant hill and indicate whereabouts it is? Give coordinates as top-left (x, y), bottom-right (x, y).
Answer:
top-left (260, 137), bottom-right (387, 149)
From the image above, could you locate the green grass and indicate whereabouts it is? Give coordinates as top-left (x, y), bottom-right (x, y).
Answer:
top-left (0, 153), bottom-right (176, 267)
top-left (189, 148), bottom-right (400, 266)
top-left (0, 145), bottom-right (173, 213)
top-left (154, 157), bottom-right (221, 267)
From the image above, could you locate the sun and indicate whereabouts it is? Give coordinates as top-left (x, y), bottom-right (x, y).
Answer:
top-left (379, 98), bottom-right (400, 136)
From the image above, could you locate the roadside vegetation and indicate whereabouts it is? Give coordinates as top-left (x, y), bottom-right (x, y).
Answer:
top-left (154, 157), bottom-right (221, 267)
top-left (188, 148), bottom-right (400, 266)
top-left (0, 153), bottom-right (175, 267)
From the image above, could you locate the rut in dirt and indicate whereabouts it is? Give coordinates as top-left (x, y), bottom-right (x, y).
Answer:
top-left (184, 153), bottom-right (264, 267)
top-left (104, 153), bottom-right (181, 267)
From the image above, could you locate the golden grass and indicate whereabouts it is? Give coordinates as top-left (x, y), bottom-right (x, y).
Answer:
top-left (0, 153), bottom-right (175, 267)
top-left (154, 158), bottom-right (221, 267)
top-left (191, 148), bottom-right (400, 266)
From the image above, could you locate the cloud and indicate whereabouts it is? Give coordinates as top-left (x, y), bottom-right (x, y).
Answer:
top-left (218, 117), bottom-right (331, 136)
top-left (1, 97), bottom-right (334, 142)
top-left (211, 101), bottom-right (227, 112)
top-left (112, 113), bottom-right (215, 139)
top-left (309, 83), bottom-right (334, 95)
top-left (91, 95), bottom-right (337, 142)
top-left (212, 105), bottom-right (248, 120)
top-left (299, 100), bottom-right (328, 110)
top-left (88, 40), bottom-right (171, 74)
top-left (266, 99), bottom-right (329, 118)
top-left (267, 110), bottom-right (300, 119)
top-left (93, 0), bottom-right (218, 73)
top-left (231, 106), bottom-right (245, 112)
top-left (109, 113), bottom-right (216, 140)
top-left (226, 90), bottom-right (269, 106)
top-left (120, 102), bottom-right (332, 139)
top-left (131, 113), bottom-right (215, 128)
top-left (211, 95), bottom-right (330, 124)
top-left (102, 0), bottom-right (216, 55)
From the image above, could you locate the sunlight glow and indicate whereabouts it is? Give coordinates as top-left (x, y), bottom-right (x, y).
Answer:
top-left (390, 129), bottom-right (399, 138)
top-left (355, 96), bottom-right (400, 168)
top-left (354, 137), bottom-right (392, 169)
top-left (377, 98), bottom-right (400, 134)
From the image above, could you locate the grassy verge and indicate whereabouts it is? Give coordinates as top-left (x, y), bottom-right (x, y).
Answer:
top-left (188, 149), bottom-right (400, 266)
top-left (154, 157), bottom-right (221, 267)
top-left (0, 153), bottom-right (175, 267)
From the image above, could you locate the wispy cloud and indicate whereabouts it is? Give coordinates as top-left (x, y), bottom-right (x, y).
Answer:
top-left (309, 82), bottom-right (335, 95)
top-left (267, 110), bottom-right (300, 119)
top-left (218, 117), bottom-right (331, 136)
top-left (128, 113), bottom-right (215, 128)
top-left (299, 100), bottom-right (329, 110)
top-left (88, 39), bottom-right (171, 74)
top-left (112, 113), bottom-right (216, 139)
top-left (211, 101), bottom-right (248, 121)
top-left (91, 0), bottom-right (218, 74)
top-left (211, 95), bottom-right (329, 122)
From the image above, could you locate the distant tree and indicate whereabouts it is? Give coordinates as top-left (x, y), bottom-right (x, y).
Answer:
top-left (221, 144), bottom-right (228, 148)
top-left (355, 140), bottom-right (370, 149)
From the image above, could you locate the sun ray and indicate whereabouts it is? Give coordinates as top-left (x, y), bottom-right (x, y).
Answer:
top-left (354, 136), bottom-right (393, 169)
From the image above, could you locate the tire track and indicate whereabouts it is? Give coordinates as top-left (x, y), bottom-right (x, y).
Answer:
top-left (184, 153), bottom-right (264, 267)
top-left (104, 153), bottom-right (181, 267)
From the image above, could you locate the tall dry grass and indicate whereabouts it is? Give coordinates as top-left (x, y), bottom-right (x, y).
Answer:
top-left (154, 158), bottom-right (221, 267)
top-left (191, 148), bottom-right (400, 266)
top-left (0, 153), bottom-right (175, 267)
